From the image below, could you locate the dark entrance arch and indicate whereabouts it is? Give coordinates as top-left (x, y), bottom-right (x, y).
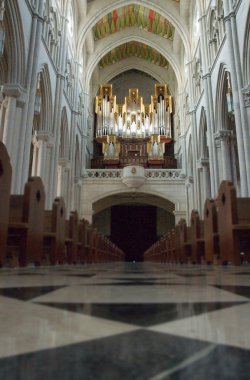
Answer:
top-left (110, 205), bottom-right (157, 261)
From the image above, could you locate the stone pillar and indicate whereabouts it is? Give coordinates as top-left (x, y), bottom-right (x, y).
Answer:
top-left (74, 177), bottom-right (82, 211)
top-left (50, 16), bottom-right (69, 203)
top-left (14, 0), bottom-right (44, 193)
top-left (223, 0), bottom-right (249, 195)
top-left (214, 130), bottom-right (232, 182)
top-left (187, 60), bottom-right (200, 213)
top-left (57, 158), bottom-right (71, 216)
top-left (201, 158), bottom-right (211, 200)
top-left (198, 14), bottom-right (218, 196)
top-left (0, 84), bottom-right (26, 190)
top-left (197, 158), bottom-right (211, 214)
top-left (186, 176), bottom-right (194, 223)
top-left (2, 96), bottom-right (16, 149)
top-left (31, 131), bottom-right (54, 207)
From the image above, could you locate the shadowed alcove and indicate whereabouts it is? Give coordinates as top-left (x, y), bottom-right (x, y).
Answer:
top-left (92, 193), bottom-right (175, 261)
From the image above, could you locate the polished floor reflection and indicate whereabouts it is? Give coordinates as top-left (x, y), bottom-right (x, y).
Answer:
top-left (0, 263), bottom-right (250, 379)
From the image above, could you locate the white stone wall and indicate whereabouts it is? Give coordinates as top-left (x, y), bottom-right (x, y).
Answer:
top-left (0, 0), bottom-right (249, 224)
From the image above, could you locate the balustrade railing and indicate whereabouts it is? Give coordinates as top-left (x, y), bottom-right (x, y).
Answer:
top-left (83, 169), bottom-right (122, 179)
top-left (83, 169), bottom-right (184, 180)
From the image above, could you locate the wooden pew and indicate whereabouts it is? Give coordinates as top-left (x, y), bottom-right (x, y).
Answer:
top-left (174, 224), bottom-right (181, 264)
top-left (85, 223), bottom-right (94, 263)
top-left (65, 210), bottom-right (79, 264)
top-left (160, 236), bottom-right (167, 263)
top-left (0, 141), bottom-right (12, 267)
top-left (178, 219), bottom-right (191, 263)
top-left (167, 229), bottom-right (176, 263)
top-left (190, 210), bottom-right (205, 264)
top-left (43, 197), bottom-right (66, 265)
top-left (204, 199), bottom-right (219, 264)
top-left (77, 218), bottom-right (89, 263)
top-left (7, 177), bottom-right (45, 267)
top-left (217, 181), bottom-right (250, 265)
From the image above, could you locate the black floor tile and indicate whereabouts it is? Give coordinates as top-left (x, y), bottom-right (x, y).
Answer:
top-left (35, 302), bottom-right (246, 326)
top-left (176, 274), bottom-right (207, 278)
top-left (63, 274), bottom-right (96, 278)
top-left (80, 282), bottom-right (192, 286)
top-left (1, 330), bottom-right (249, 380)
top-left (0, 286), bottom-right (65, 301)
top-left (168, 344), bottom-right (250, 380)
top-left (214, 285), bottom-right (250, 299)
top-left (0, 330), bottom-right (207, 380)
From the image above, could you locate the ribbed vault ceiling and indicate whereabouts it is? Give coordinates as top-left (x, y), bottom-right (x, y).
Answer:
top-left (98, 41), bottom-right (169, 70)
top-left (92, 4), bottom-right (175, 41)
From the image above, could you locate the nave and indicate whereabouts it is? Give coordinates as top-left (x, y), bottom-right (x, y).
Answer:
top-left (0, 262), bottom-right (250, 380)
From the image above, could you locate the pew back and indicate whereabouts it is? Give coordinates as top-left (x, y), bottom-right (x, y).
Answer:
top-left (0, 142), bottom-right (12, 266)
top-left (8, 177), bottom-right (45, 266)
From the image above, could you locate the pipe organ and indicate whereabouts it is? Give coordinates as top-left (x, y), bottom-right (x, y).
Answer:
top-left (95, 84), bottom-right (174, 168)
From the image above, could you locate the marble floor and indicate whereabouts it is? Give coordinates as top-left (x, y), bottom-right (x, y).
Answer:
top-left (0, 262), bottom-right (250, 380)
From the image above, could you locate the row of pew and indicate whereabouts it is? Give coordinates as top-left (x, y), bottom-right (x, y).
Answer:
top-left (144, 180), bottom-right (250, 265)
top-left (0, 142), bottom-right (125, 267)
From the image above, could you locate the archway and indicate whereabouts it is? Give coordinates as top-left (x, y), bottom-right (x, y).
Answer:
top-left (92, 192), bottom-right (175, 261)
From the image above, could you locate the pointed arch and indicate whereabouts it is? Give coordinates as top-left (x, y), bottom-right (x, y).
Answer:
top-left (243, 6), bottom-right (250, 85)
top-left (76, 0), bottom-right (191, 63)
top-left (33, 64), bottom-right (53, 133)
top-left (214, 63), bottom-right (229, 132)
top-left (85, 32), bottom-right (181, 91)
top-left (0, 0), bottom-right (25, 85)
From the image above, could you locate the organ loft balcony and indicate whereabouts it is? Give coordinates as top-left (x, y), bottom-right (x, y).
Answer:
top-left (91, 84), bottom-right (177, 170)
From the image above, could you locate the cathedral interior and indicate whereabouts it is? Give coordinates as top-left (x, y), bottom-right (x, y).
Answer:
top-left (0, 0), bottom-right (250, 379)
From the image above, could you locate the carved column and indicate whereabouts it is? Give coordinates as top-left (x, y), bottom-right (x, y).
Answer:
top-left (197, 158), bottom-right (211, 212)
top-left (15, 0), bottom-right (44, 193)
top-left (214, 130), bottom-right (232, 182)
top-left (32, 131), bottom-right (54, 207)
top-left (49, 16), bottom-right (68, 203)
top-left (223, 0), bottom-right (249, 195)
top-left (57, 158), bottom-right (71, 216)
top-left (198, 13), bottom-right (218, 196)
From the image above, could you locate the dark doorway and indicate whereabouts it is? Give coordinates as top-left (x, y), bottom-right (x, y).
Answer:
top-left (111, 205), bottom-right (157, 261)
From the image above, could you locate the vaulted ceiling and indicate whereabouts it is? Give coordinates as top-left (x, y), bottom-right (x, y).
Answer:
top-left (92, 5), bottom-right (175, 42)
top-left (76, 0), bottom-right (192, 96)
top-left (98, 42), bottom-right (169, 70)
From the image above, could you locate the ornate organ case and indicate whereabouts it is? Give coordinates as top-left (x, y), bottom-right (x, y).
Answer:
top-left (94, 84), bottom-right (173, 168)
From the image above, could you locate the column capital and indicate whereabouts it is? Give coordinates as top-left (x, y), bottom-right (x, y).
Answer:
top-left (214, 129), bottom-right (232, 141)
top-left (2, 83), bottom-right (26, 99)
top-left (34, 130), bottom-right (54, 145)
top-left (58, 158), bottom-right (71, 169)
top-left (197, 158), bottom-right (210, 167)
top-left (186, 176), bottom-right (194, 185)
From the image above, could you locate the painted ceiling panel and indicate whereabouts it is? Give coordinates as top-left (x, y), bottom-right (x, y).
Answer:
top-left (93, 4), bottom-right (175, 41)
top-left (98, 42), bottom-right (169, 69)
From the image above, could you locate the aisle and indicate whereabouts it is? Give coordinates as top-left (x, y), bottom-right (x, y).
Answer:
top-left (0, 263), bottom-right (250, 379)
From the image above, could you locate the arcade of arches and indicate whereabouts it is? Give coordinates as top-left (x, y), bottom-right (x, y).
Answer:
top-left (0, 0), bottom-right (250, 379)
